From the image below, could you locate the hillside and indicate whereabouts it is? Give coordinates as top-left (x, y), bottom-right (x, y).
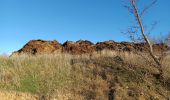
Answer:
top-left (0, 50), bottom-right (170, 100)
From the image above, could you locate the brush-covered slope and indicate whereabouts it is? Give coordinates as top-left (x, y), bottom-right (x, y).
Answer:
top-left (1, 51), bottom-right (170, 99)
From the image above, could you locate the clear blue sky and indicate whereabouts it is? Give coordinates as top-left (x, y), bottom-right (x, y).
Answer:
top-left (0, 0), bottom-right (169, 54)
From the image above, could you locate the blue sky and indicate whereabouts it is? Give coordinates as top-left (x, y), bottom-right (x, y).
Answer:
top-left (0, 0), bottom-right (170, 54)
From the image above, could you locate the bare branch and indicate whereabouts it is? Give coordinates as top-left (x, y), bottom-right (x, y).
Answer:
top-left (146, 21), bottom-right (157, 37)
top-left (131, 0), bottom-right (154, 52)
top-left (140, 0), bottom-right (158, 16)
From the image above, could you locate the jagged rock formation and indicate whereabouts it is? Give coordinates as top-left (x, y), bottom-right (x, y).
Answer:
top-left (11, 39), bottom-right (169, 56)
top-left (13, 40), bottom-right (63, 55)
top-left (95, 41), bottom-right (135, 52)
top-left (62, 40), bottom-right (95, 54)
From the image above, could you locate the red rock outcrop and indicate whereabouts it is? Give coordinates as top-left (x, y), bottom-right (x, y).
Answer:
top-left (62, 40), bottom-right (95, 54)
top-left (11, 39), bottom-right (169, 56)
top-left (95, 40), bottom-right (117, 51)
top-left (95, 41), bottom-right (138, 52)
top-left (17, 40), bottom-right (63, 55)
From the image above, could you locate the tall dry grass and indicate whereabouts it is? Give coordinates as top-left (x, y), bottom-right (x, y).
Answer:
top-left (0, 50), bottom-right (170, 99)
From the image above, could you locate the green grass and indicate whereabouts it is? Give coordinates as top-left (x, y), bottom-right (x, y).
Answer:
top-left (19, 75), bottom-right (39, 93)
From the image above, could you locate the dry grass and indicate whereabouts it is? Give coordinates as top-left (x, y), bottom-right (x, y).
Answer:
top-left (0, 50), bottom-right (170, 100)
top-left (0, 90), bottom-right (38, 100)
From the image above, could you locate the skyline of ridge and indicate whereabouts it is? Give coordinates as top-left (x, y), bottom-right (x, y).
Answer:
top-left (0, 0), bottom-right (170, 54)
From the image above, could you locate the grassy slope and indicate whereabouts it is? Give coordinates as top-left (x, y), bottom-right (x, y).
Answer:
top-left (0, 50), bottom-right (170, 100)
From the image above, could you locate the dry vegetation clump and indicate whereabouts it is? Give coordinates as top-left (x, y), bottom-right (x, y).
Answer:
top-left (0, 50), bottom-right (170, 100)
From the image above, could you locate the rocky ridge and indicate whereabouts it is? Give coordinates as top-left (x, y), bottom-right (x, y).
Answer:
top-left (12, 39), bottom-right (169, 56)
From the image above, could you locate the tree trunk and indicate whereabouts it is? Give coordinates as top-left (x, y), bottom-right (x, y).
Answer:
top-left (131, 0), bottom-right (163, 78)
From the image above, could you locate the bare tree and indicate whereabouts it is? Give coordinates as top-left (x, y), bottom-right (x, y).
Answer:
top-left (124, 0), bottom-right (167, 79)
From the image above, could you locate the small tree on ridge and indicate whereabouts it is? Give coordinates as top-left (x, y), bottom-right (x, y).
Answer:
top-left (123, 0), bottom-right (168, 79)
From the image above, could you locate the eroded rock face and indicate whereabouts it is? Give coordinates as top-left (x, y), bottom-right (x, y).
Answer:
top-left (11, 39), bottom-right (169, 56)
top-left (62, 40), bottom-right (95, 54)
top-left (95, 40), bottom-right (117, 51)
top-left (17, 40), bottom-right (63, 55)
top-left (95, 41), bottom-right (137, 52)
